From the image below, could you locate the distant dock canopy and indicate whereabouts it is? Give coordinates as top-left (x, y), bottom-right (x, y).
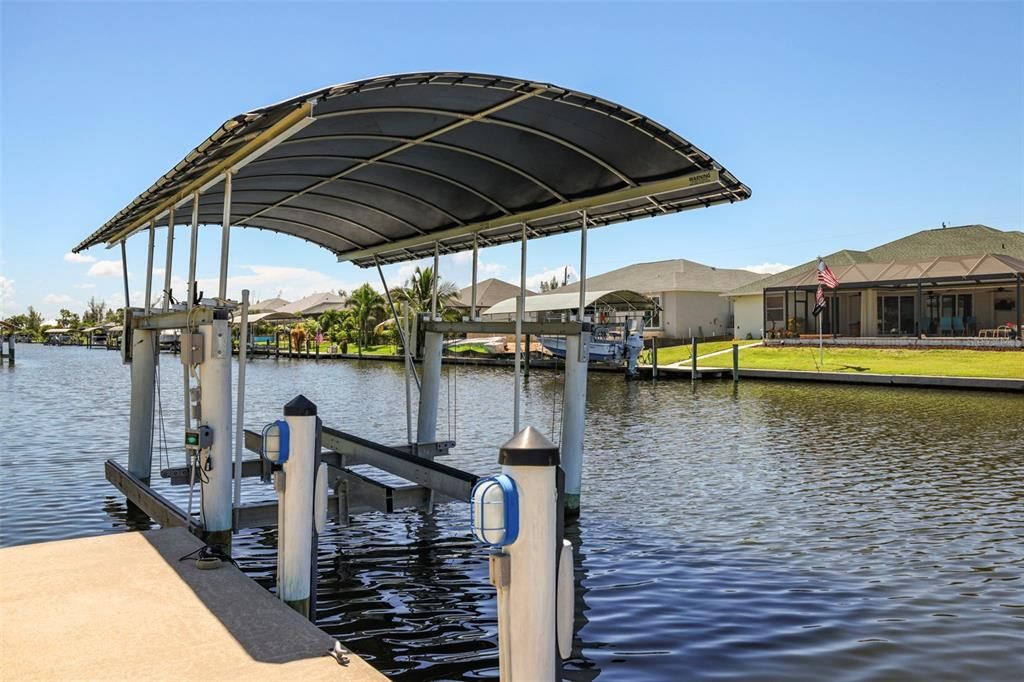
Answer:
top-left (71, 72), bottom-right (749, 262)
top-left (484, 289), bottom-right (658, 321)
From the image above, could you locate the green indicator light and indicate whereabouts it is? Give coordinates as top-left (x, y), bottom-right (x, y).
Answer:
top-left (186, 434), bottom-right (198, 445)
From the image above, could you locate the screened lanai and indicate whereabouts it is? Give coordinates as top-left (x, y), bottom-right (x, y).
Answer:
top-left (763, 253), bottom-right (1024, 339)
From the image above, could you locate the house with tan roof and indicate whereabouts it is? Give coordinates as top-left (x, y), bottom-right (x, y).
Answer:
top-left (725, 224), bottom-right (1024, 340)
top-left (451, 278), bottom-right (535, 314)
top-left (559, 258), bottom-right (765, 339)
top-left (277, 292), bottom-right (347, 316)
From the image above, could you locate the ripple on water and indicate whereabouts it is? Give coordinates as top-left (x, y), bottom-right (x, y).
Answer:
top-left (2, 345), bottom-right (1023, 680)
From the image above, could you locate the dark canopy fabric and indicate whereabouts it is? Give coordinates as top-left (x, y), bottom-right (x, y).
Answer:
top-left (74, 72), bottom-right (750, 266)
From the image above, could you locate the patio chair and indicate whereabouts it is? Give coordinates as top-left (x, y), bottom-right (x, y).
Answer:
top-left (939, 316), bottom-right (953, 335)
top-left (966, 315), bottom-right (977, 335)
top-left (952, 317), bottom-right (964, 335)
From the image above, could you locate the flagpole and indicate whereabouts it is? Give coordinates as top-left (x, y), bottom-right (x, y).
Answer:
top-left (819, 309), bottom-right (823, 366)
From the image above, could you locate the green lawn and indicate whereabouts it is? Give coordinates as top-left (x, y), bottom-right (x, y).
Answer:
top-left (270, 341), bottom-right (400, 356)
top-left (698, 346), bottom-right (1023, 379)
top-left (447, 343), bottom-right (494, 355)
top-left (654, 340), bottom-right (748, 365)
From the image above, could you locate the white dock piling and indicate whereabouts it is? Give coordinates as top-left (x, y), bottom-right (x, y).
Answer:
top-left (277, 395), bottom-right (320, 618)
top-left (200, 315), bottom-right (233, 550)
top-left (500, 427), bottom-right (560, 681)
top-left (559, 333), bottom-right (588, 516)
top-left (417, 330), bottom-right (443, 447)
top-left (127, 328), bottom-right (157, 483)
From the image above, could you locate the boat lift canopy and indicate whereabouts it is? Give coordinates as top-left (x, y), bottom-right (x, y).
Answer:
top-left (72, 72), bottom-right (749, 265)
top-left (484, 289), bottom-right (657, 316)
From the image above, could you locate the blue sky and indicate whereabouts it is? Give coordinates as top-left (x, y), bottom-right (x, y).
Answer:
top-left (2, 0), bottom-right (1021, 318)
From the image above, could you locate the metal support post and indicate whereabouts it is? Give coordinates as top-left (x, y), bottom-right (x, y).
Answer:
top-left (560, 333), bottom-right (588, 516)
top-left (218, 172), bottom-right (233, 301)
top-left (128, 329), bottom-right (157, 482)
top-left (162, 207), bottom-right (175, 312)
top-left (514, 223), bottom-right (527, 434)
top-left (1017, 274), bottom-right (1022, 337)
top-left (199, 314), bottom-right (233, 551)
top-left (144, 223), bottom-right (156, 314)
top-left (233, 290), bottom-right (250, 528)
top-left (499, 427), bottom-right (560, 682)
top-left (578, 210), bottom-right (588, 328)
top-left (276, 395), bottom-right (322, 619)
top-left (431, 241), bottom-right (440, 321)
top-left (471, 233), bottom-right (479, 320)
top-left (187, 193), bottom-right (200, 308)
top-left (418, 331), bottom-right (443, 446)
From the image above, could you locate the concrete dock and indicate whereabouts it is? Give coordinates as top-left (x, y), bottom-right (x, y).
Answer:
top-left (0, 528), bottom-right (386, 681)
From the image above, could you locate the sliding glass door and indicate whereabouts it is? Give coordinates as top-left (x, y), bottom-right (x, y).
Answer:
top-left (877, 295), bottom-right (915, 335)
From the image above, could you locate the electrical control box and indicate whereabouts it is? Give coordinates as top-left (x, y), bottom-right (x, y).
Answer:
top-left (184, 425), bottom-right (213, 451)
top-left (180, 332), bottom-right (204, 365)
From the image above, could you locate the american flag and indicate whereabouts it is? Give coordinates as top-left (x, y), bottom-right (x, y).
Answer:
top-left (812, 284), bottom-right (827, 317)
top-left (817, 258), bottom-right (839, 288)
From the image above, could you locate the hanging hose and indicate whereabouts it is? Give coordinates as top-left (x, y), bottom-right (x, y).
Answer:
top-left (154, 361), bottom-right (170, 472)
top-left (453, 351), bottom-right (458, 445)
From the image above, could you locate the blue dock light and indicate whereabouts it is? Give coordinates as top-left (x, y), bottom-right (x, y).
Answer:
top-left (261, 420), bottom-right (290, 464)
top-left (471, 474), bottom-right (519, 548)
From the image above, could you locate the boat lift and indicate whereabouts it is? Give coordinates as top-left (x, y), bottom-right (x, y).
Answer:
top-left (73, 72), bottom-right (749, 680)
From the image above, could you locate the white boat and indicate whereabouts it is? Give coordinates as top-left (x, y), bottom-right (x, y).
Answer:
top-left (539, 335), bottom-right (622, 362)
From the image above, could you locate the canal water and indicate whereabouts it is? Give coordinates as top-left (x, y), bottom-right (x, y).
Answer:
top-left (2, 344), bottom-right (1022, 680)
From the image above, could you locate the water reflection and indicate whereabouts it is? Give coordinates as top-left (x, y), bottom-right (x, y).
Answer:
top-left (3, 345), bottom-right (1023, 680)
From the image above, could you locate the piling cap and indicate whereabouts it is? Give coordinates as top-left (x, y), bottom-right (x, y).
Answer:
top-left (284, 394), bottom-right (317, 416)
top-left (499, 426), bottom-right (560, 467)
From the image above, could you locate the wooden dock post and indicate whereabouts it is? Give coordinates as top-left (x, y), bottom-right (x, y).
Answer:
top-left (128, 329), bottom-right (157, 484)
top-left (691, 337), bottom-right (698, 381)
top-left (497, 427), bottom-right (562, 681)
top-left (418, 331), bottom-right (444, 447)
top-left (277, 395), bottom-right (323, 619)
top-left (560, 333), bottom-right (589, 515)
top-left (6, 334), bottom-right (13, 366)
top-left (524, 334), bottom-right (531, 378)
top-left (732, 343), bottom-right (739, 382)
top-left (200, 315), bottom-right (234, 552)
top-left (275, 331), bottom-right (280, 360)
top-left (287, 330), bottom-right (292, 357)
top-left (651, 337), bottom-right (658, 379)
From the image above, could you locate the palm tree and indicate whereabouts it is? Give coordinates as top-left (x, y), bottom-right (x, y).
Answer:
top-left (347, 284), bottom-right (386, 357)
top-left (396, 266), bottom-right (459, 316)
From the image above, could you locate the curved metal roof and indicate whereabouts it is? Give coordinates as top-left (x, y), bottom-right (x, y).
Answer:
top-left (74, 72), bottom-right (750, 266)
top-left (484, 289), bottom-right (656, 315)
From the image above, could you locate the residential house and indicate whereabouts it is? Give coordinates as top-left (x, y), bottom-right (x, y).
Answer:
top-left (558, 259), bottom-right (765, 339)
top-left (725, 224), bottom-right (1024, 339)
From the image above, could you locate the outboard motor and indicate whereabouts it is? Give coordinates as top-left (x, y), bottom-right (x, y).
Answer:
top-left (624, 318), bottom-right (644, 379)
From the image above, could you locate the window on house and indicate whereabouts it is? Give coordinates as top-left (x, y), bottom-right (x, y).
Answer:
top-left (765, 294), bottom-right (784, 329)
top-left (647, 296), bottom-right (662, 329)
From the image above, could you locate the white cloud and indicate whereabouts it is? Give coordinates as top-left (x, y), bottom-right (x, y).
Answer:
top-left (0, 276), bottom-right (14, 316)
top-left (743, 262), bottom-right (793, 275)
top-left (64, 252), bottom-right (97, 264)
top-left (187, 265), bottom-right (362, 303)
top-left (73, 283), bottom-right (97, 289)
top-left (42, 293), bottom-right (78, 306)
top-left (87, 260), bottom-right (125, 278)
top-left (479, 262), bottom-right (507, 277)
top-left (526, 265), bottom-right (578, 291)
